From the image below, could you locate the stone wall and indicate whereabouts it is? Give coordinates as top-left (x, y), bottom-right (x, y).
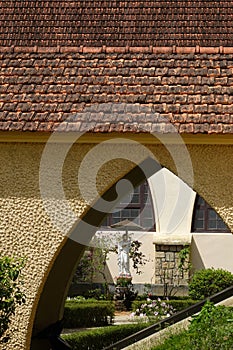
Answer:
top-left (154, 244), bottom-right (190, 296)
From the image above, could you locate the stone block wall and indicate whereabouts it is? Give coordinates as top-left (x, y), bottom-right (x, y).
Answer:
top-left (154, 244), bottom-right (190, 296)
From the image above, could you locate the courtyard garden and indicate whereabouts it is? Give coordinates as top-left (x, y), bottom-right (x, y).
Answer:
top-left (60, 267), bottom-right (233, 349)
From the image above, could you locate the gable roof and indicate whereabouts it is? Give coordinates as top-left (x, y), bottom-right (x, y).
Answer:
top-left (0, 1), bottom-right (233, 134)
top-left (0, 0), bottom-right (233, 47)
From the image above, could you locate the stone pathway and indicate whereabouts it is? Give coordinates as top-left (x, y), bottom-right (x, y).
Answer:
top-left (114, 311), bottom-right (134, 325)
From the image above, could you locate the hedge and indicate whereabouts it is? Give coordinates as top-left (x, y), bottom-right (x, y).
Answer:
top-left (64, 300), bottom-right (115, 328)
top-left (132, 299), bottom-right (199, 313)
top-left (63, 323), bottom-right (150, 350)
top-left (168, 299), bottom-right (199, 311)
top-left (189, 268), bottom-right (233, 300)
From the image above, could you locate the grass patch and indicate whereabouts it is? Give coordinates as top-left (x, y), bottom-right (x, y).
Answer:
top-left (151, 331), bottom-right (190, 350)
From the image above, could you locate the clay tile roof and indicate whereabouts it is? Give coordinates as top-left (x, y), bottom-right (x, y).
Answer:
top-left (0, 1), bottom-right (233, 47)
top-left (0, 1), bottom-right (233, 134)
top-left (0, 50), bottom-right (233, 134)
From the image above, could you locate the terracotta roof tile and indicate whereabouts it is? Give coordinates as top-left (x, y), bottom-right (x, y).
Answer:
top-left (0, 1), bottom-right (233, 47)
top-left (0, 50), bottom-right (233, 133)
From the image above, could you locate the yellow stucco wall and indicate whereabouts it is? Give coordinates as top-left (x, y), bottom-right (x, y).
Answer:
top-left (148, 143), bottom-right (233, 230)
top-left (0, 142), bottom-right (65, 349)
top-left (0, 140), bottom-right (145, 349)
top-left (0, 135), bottom-right (233, 349)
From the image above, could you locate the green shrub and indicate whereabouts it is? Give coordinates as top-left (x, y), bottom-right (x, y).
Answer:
top-left (189, 268), bottom-right (233, 300)
top-left (64, 300), bottom-right (115, 328)
top-left (166, 299), bottom-right (199, 311)
top-left (0, 256), bottom-right (25, 343)
top-left (83, 288), bottom-right (110, 300)
top-left (152, 303), bottom-right (233, 350)
top-left (63, 323), bottom-right (149, 350)
top-left (188, 302), bottom-right (233, 349)
top-left (132, 300), bottom-right (145, 310)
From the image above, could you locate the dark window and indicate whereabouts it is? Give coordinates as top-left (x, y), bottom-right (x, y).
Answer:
top-left (192, 195), bottom-right (230, 233)
top-left (101, 181), bottom-right (155, 231)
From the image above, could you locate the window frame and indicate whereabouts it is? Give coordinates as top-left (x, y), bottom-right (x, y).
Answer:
top-left (192, 195), bottom-right (230, 233)
top-left (101, 181), bottom-right (156, 231)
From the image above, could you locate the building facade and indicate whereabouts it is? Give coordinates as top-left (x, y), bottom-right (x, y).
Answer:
top-left (91, 169), bottom-right (232, 296)
top-left (0, 1), bottom-right (233, 349)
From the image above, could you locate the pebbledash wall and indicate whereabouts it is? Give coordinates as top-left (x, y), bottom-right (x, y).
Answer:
top-left (1, 134), bottom-right (233, 349)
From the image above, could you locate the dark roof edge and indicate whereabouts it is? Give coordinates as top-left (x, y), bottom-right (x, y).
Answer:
top-left (1, 46), bottom-right (233, 54)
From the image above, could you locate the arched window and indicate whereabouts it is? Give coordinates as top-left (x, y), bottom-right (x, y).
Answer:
top-left (192, 195), bottom-right (230, 233)
top-left (101, 181), bottom-right (155, 231)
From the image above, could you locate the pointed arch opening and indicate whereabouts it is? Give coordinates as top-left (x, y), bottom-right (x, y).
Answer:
top-left (192, 195), bottom-right (230, 233)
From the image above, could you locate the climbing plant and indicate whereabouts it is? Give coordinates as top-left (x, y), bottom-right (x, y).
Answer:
top-left (178, 246), bottom-right (192, 273)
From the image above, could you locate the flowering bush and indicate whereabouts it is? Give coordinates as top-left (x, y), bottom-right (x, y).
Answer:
top-left (115, 276), bottom-right (132, 287)
top-left (131, 298), bottom-right (174, 321)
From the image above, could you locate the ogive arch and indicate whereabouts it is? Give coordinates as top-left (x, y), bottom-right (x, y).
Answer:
top-left (30, 156), bottom-right (160, 349)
